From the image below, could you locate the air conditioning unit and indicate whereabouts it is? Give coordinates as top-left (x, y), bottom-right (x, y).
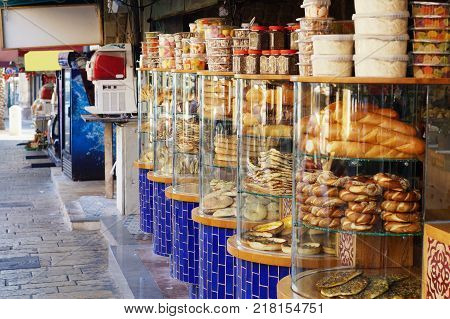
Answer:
top-left (85, 43), bottom-right (137, 115)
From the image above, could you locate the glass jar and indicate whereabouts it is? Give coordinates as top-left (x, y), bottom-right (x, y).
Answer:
top-left (278, 50), bottom-right (299, 75)
top-left (268, 50), bottom-right (280, 74)
top-left (287, 25), bottom-right (300, 50)
top-left (248, 26), bottom-right (269, 51)
top-left (232, 50), bottom-right (247, 74)
top-left (260, 50), bottom-right (271, 74)
top-left (269, 26), bottom-right (286, 50)
top-left (245, 50), bottom-right (261, 74)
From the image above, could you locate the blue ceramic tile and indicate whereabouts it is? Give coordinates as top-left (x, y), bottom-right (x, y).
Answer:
top-left (152, 181), bottom-right (172, 257)
top-left (139, 169), bottom-right (154, 234)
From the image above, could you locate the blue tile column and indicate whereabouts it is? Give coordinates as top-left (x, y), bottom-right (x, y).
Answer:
top-left (152, 181), bottom-right (172, 257)
top-left (199, 224), bottom-right (236, 299)
top-left (189, 284), bottom-right (200, 299)
top-left (235, 259), bottom-right (290, 299)
top-left (139, 168), bottom-right (153, 234)
top-left (172, 200), bottom-right (199, 284)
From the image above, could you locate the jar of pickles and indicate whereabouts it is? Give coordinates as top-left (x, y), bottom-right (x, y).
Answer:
top-left (278, 50), bottom-right (298, 75)
top-left (232, 50), bottom-right (247, 74)
top-left (245, 50), bottom-right (262, 74)
top-left (260, 50), bottom-right (271, 74)
top-left (269, 26), bottom-right (286, 50)
top-left (249, 26), bottom-right (269, 50)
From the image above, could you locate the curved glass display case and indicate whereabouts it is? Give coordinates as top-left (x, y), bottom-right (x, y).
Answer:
top-left (172, 71), bottom-right (200, 195)
top-left (291, 77), bottom-right (449, 299)
top-left (236, 75), bottom-right (295, 255)
top-left (199, 72), bottom-right (238, 219)
top-left (152, 69), bottom-right (173, 178)
top-left (138, 69), bottom-right (153, 165)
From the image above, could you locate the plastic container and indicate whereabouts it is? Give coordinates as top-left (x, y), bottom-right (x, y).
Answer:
top-left (298, 53), bottom-right (312, 64)
top-left (190, 38), bottom-right (206, 55)
top-left (268, 50), bottom-right (280, 74)
top-left (146, 36), bottom-right (159, 47)
top-left (413, 64), bottom-right (449, 78)
top-left (158, 46), bottom-right (175, 58)
top-left (413, 53), bottom-right (449, 65)
top-left (296, 29), bottom-right (330, 41)
top-left (204, 25), bottom-right (234, 39)
top-left (245, 50), bottom-right (261, 74)
top-left (159, 34), bottom-right (175, 47)
top-left (195, 18), bottom-right (226, 38)
top-left (352, 12), bottom-right (409, 35)
top-left (413, 16), bottom-right (449, 28)
top-left (146, 47), bottom-right (159, 58)
top-left (412, 40), bottom-right (449, 53)
top-left (301, 0), bottom-right (331, 18)
top-left (331, 20), bottom-right (355, 34)
top-left (232, 50), bottom-right (247, 73)
top-left (145, 32), bottom-right (160, 39)
top-left (207, 47), bottom-right (233, 55)
top-left (205, 38), bottom-right (232, 48)
top-left (249, 26), bottom-right (269, 50)
top-left (160, 57), bottom-right (175, 69)
top-left (354, 34), bottom-right (409, 56)
top-left (182, 54), bottom-right (192, 70)
top-left (233, 37), bottom-right (249, 47)
top-left (412, 28), bottom-right (449, 41)
top-left (312, 34), bottom-right (354, 55)
top-left (190, 54), bottom-right (207, 70)
top-left (288, 25), bottom-right (300, 50)
top-left (259, 50), bottom-right (271, 74)
top-left (412, 2), bottom-right (450, 17)
top-left (297, 40), bottom-right (314, 54)
top-left (208, 63), bottom-right (232, 72)
top-left (181, 38), bottom-right (190, 54)
top-left (354, 55), bottom-right (408, 77)
top-left (233, 28), bottom-right (251, 38)
top-left (312, 55), bottom-right (353, 77)
top-left (298, 63), bottom-right (313, 76)
top-left (278, 50), bottom-right (299, 75)
top-left (354, 0), bottom-right (407, 14)
top-left (269, 26), bottom-right (286, 50)
top-left (174, 32), bottom-right (195, 42)
top-left (297, 17), bottom-right (333, 31)
top-left (207, 55), bottom-right (232, 64)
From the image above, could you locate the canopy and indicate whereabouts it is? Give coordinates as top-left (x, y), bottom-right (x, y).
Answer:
top-left (24, 50), bottom-right (71, 71)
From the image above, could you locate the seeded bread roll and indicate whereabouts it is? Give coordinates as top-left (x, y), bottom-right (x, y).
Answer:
top-left (339, 190), bottom-right (377, 203)
top-left (373, 173), bottom-right (410, 191)
top-left (383, 190), bottom-right (421, 202)
top-left (344, 209), bottom-right (378, 225)
top-left (381, 201), bottom-right (420, 213)
top-left (384, 221), bottom-right (421, 234)
top-left (347, 201), bottom-right (379, 214)
top-left (381, 211), bottom-right (421, 223)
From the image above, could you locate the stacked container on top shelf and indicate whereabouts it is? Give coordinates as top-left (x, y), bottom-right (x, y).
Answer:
top-left (352, 0), bottom-right (410, 77)
top-left (410, 2), bottom-right (449, 78)
top-left (296, 0), bottom-right (333, 76)
top-left (174, 32), bottom-right (194, 70)
top-left (159, 34), bottom-right (176, 69)
top-left (140, 32), bottom-right (160, 69)
top-left (231, 24), bottom-right (251, 73)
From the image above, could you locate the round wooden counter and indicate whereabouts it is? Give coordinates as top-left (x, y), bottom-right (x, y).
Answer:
top-left (277, 276), bottom-right (296, 299)
top-left (165, 185), bottom-right (199, 203)
top-left (192, 207), bottom-right (237, 229)
top-left (147, 171), bottom-right (172, 184)
top-left (133, 160), bottom-right (153, 170)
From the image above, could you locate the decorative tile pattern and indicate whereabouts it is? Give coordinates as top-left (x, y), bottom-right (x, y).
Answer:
top-left (235, 258), bottom-right (290, 299)
top-left (338, 233), bottom-right (355, 267)
top-left (188, 284), bottom-right (200, 299)
top-left (426, 237), bottom-right (450, 299)
top-left (199, 224), bottom-right (236, 299)
top-left (172, 200), bottom-right (200, 284)
top-left (139, 168), bottom-right (154, 234)
top-left (152, 181), bottom-right (172, 257)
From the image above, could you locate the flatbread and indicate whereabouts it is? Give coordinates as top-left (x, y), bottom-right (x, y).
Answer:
top-left (321, 276), bottom-right (369, 298)
top-left (203, 195), bottom-right (234, 210)
top-left (212, 207), bottom-right (236, 218)
top-left (316, 270), bottom-right (363, 289)
top-left (378, 278), bottom-right (421, 299)
top-left (345, 277), bottom-right (389, 299)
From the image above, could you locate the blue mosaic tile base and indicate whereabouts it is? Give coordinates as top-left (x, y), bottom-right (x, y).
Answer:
top-left (188, 284), bottom-right (200, 299)
top-left (139, 169), bottom-right (153, 234)
top-left (236, 259), bottom-right (290, 299)
top-left (199, 224), bottom-right (236, 299)
top-left (152, 181), bottom-right (172, 257)
top-left (172, 200), bottom-right (199, 285)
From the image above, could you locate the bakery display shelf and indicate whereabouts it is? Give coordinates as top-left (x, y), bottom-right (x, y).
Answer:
top-left (165, 185), bottom-right (199, 203)
top-left (174, 150), bottom-right (198, 156)
top-left (203, 162), bottom-right (238, 169)
top-left (297, 152), bottom-right (422, 164)
top-left (175, 112), bottom-right (199, 117)
top-left (241, 134), bottom-right (293, 141)
top-left (192, 207), bottom-right (237, 229)
top-left (296, 221), bottom-right (423, 238)
top-left (291, 267), bottom-right (421, 299)
top-left (133, 161), bottom-right (154, 170)
top-left (138, 130), bottom-right (151, 134)
top-left (290, 76), bottom-right (450, 85)
top-left (235, 74), bottom-right (292, 81)
top-left (239, 189), bottom-right (292, 200)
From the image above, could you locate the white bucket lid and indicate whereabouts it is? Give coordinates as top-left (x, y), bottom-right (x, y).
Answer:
top-left (353, 54), bottom-right (409, 62)
top-left (301, 0), bottom-right (331, 8)
top-left (353, 34), bottom-right (410, 41)
top-left (352, 11), bottom-right (410, 19)
top-left (311, 34), bottom-right (354, 41)
top-left (312, 54), bottom-right (353, 61)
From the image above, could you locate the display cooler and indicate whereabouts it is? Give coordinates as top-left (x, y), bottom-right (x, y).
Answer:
top-left (228, 75), bottom-right (295, 299)
top-left (148, 69), bottom-right (174, 257)
top-left (289, 77), bottom-right (449, 299)
top-left (192, 71), bottom-right (238, 299)
top-left (136, 68), bottom-right (154, 234)
top-left (165, 70), bottom-right (201, 287)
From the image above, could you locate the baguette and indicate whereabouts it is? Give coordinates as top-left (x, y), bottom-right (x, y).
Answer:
top-left (326, 141), bottom-right (412, 159)
top-left (324, 102), bottom-right (399, 119)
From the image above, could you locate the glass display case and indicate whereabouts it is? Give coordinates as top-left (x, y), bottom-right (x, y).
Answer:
top-left (199, 72), bottom-right (238, 219)
top-left (172, 71), bottom-right (200, 195)
top-left (235, 75), bottom-right (295, 255)
top-left (138, 69), bottom-right (153, 165)
top-left (291, 77), bottom-right (449, 299)
top-left (152, 69), bottom-right (173, 178)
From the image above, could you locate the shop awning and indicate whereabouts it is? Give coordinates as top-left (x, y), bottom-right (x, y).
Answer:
top-left (24, 50), bottom-right (72, 71)
top-left (0, 49), bottom-right (19, 67)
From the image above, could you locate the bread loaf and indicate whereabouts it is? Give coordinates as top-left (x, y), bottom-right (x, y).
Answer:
top-left (381, 201), bottom-right (420, 213)
top-left (383, 190), bottom-right (421, 202)
top-left (326, 141), bottom-right (412, 159)
top-left (384, 221), bottom-right (421, 234)
top-left (324, 102), bottom-right (399, 119)
top-left (381, 211), bottom-right (421, 223)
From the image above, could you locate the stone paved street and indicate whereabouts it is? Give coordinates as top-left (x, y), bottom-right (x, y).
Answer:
top-left (0, 139), bottom-right (123, 299)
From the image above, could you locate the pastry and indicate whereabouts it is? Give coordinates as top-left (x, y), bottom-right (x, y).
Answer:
top-left (298, 183), bottom-right (340, 197)
top-left (317, 217), bottom-right (341, 228)
top-left (348, 201), bottom-right (378, 214)
top-left (381, 211), bottom-right (421, 223)
top-left (345, 210), bottom-right (378, 225)
top-left (383, 190), bottom-right (421, 202)
top-left (341, 217), bottom-right (374, 231)
top-left (345, 277), bottom-right (389, 299)
top-left (212, 207), bottom-right (236, 218)
top-left (345, 181), bottom-right (382, 197)
top-left (247, 237), bottom-right (286, 251)
top-left (381, 201), bottom-right (420, 213)
top-left (384, 221), bottom-right (421, 234)
top-left (203, 195), bottom-right (234, 211)
top-left (244, 203), bottom-right (268, 221)
top-left (339, 190), bottom-right (376, 203)
top-left (281, 241), bottom-right (292, 254)
top-left (298, 242), bottom-right (321, 255)
top-left (316, 270), bottom-right (363, 289)
top-left (322, 246), bottom-right (336, 255)
top-left (373, 173), bottom-right (410, 191)
top-left (253, 221), bottom-right (284, 235)
top-left (317, 171), bottom-right (350, 188)
top-left (321, 276), bottom-right (370, 298)
top-left (305, 196), bottom-right (346, 208)
top-left (310, 206), bottom-right (345, 218)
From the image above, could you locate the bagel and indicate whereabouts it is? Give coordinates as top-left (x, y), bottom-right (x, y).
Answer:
top-left (244, 203), bottom-right (268, 221)
top-left (305, 195), bottom-right (346, 208)
top-left (381, 201), bottom-right (420, 213)
top-left (317, 171), bottom-right (350, 188)
top-left (298, 182), bottom-right (340, 197)
top-left (318, 217), bottom-right (341, 229)
top-left (381, 211), bottom-right (421, 223)
top-left (347, 201), bottom-right (379, 214)
top-left (341, 217), bottom-right (374, 231)
top-left (345, 209), bottom-right (378, 225)
top-left (384, 221), bottom-right (421, 234)
top-left (373, 173), bottom-right (410, 191)
top-left (339, 190), bottom-right (377, 203)
top-left (345, 183), bottom-right (382, 197)
top-left (383, 190), bottom-right (421, 202)
top-left (310, 206), bottom-right (345, 218)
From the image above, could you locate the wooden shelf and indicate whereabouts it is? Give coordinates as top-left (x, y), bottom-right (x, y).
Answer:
top-left (152, 68), bottom-right (172, 72)
top-left (171, 69), bottom-right (198, 74)
top-left (165, 186), bottom-right (199, 203)
top-left (290, 76), bottom-right (450, 85)
top-left (197, 71), bottom-right (234, 77)
top-left (147, 171), bottom-right (172, 184)
top-left (133, 161), bottom-right (153, 170)
top-left (277, 276), bottom-right (297, 299)
top-left (235, 74), bottom-right (292, 81)
top-left (192, 207), bottom-right (237, 229)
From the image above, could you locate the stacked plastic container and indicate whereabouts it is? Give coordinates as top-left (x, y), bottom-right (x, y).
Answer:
top-left (232, 24), bottom-right (251, 73)
top-left (174, 32), bottom-right (194, 70)
top-left (202, 19), bottom-right (233, 72)
top-left (352, 0), bottom-right (410, 77)
top-left (159, 34), bottom-right (176, 69)
top-left (296, 0), bottom-right (333, 76)
top-left (311, 34), bottom-right (354, 76)
top-left (410, 2), bottom-right (449, 78)
top-left (140, 32), bottom-right (160, 69)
